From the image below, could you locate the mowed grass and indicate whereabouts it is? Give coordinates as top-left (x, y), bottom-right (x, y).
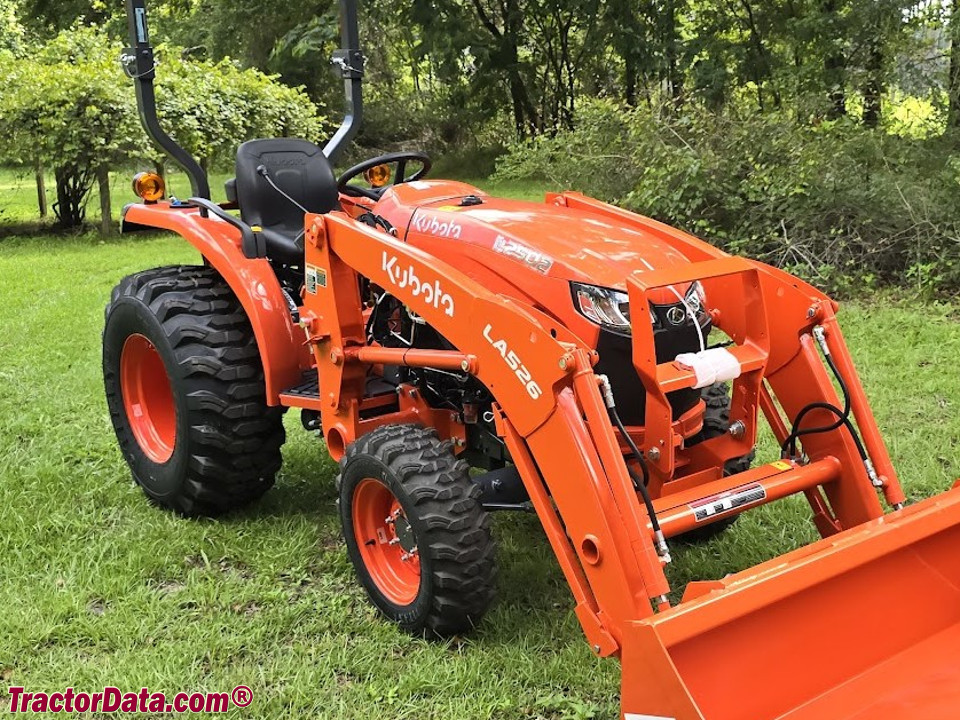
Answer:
top-left (3, 176), bottom-right (960, 718)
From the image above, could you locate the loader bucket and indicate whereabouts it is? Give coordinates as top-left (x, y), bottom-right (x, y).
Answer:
top-left (621, 485), bottom-right (960, 720)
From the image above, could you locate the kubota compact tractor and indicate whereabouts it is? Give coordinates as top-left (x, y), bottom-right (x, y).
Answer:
top-left (108, 1), bottom-right (960, 718)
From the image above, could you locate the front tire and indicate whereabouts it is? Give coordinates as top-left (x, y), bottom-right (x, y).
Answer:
top-left (338, 424), bottom-right (497, 637)
top-left (103, 266), bottom-right (284, 517)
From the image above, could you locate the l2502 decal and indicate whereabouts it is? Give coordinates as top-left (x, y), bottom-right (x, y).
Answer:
top-left (492, 235), bottom-right (554, 275)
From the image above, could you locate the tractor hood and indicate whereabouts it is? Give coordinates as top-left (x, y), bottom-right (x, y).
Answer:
top-left (376, 181), bottom-right (692, 299)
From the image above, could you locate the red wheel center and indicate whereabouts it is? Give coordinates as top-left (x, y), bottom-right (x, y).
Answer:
top-left (352, 478), bottom-right (421, 605)
top-left (120, 334), bottom-right (177, 463)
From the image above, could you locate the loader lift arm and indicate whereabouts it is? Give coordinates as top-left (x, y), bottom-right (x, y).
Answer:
top-left (293, 208), bottom-right (918, 668)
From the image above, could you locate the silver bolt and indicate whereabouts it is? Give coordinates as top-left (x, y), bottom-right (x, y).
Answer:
top-left (460, 359), bottom-right (470, 372)
top-left (648, 447), bottom-right (661, 461)
top-left (728, 420), bottom-right (746, 438)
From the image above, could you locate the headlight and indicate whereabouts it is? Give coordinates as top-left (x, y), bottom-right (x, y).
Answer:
top-left (572, 283), bottom-right (634, 335)
top-left (572, 281), bottom-right (708, 335)
top-left (684, 281), bottom-right (706, 314)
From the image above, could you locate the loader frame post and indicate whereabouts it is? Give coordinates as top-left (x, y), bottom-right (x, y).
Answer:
top-left (300, 212), bottom-right (683, 654)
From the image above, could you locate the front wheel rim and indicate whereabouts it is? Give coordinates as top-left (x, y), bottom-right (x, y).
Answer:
top-left (120, 333), bottom-right (177, 463)
top-left (352, 478), bottom-right (421, 605)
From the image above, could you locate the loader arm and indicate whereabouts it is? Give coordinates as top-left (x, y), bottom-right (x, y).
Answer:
top-left (300, 212), bottom-right (672, 651)
top-left (297, 207), bottom-right (960, 720)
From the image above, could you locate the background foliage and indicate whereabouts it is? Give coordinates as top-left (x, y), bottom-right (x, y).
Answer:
top-left (0, 25), bottom-right (322, 227)
top-left (3, 0), bottom-right (960, 291)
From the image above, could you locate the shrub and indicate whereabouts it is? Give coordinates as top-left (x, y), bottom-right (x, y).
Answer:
top-left (0, 32), bottom-right (141, 227)
top-left (155, 51), bottom-right (326, 171)
top-left (495, 100), bottom-right (960, 294)
top-left (0, 26), bottom-right (325, 228)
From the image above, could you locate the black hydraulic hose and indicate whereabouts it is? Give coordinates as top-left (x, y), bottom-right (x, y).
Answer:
top-left (785, 353), bottom-right (850, 442)
top-left (610, 405), bottom-right (651, 489)
top-left (783, 402), bottom-right (868, 461)
top-left (607, 404), bottom-right (663, 539)
top-left (782, 335), bottom-right (868, 462)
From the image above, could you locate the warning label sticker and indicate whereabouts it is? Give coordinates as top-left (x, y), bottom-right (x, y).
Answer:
top-left (305, 265), bottom-right (327, 294)
top-left (689, 483), bottom-right (767, 522)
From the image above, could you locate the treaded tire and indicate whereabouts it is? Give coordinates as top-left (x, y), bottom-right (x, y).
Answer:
top-left (103, 265), bottom-right (284, 517)
top-left (679, 382), bottom-right (755, 542)
top-left (338, 424), bottom-right (497, 637)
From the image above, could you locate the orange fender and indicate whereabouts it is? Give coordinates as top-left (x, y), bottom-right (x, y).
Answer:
top-left (123, 202), bottom-right (307, 403)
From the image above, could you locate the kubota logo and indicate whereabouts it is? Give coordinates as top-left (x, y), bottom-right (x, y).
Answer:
top-left (483, 324), bottom-right (542, 400)
top-left (382, 252), bottom-right (456, 317)
top-left (412, 212), bottom-right (462, 239)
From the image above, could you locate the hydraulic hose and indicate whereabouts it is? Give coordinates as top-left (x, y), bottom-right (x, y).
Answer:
top-left (782, 327), bottom-right (882, 489)
top-left (597, 376), bottom-right (670, 561)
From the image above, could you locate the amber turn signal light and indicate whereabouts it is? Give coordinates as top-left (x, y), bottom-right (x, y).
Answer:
top-left (132, 172), bottom-right (166, 203)
top-left (364, 164), bottom-right (392, 188)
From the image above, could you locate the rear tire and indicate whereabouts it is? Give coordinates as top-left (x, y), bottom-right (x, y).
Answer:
top-left (679, 382), bottom-right (755, 542)
top-left (103, 266), bottom-right (284, 517)
top-left (338, 424), bottom-right (497, 637)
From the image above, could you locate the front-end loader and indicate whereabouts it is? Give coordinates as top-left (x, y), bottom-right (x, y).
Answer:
top-left (107, 2), bottom-right (960, 717)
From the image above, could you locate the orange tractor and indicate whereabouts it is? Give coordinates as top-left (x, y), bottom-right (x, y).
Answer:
top-left (109, 1), bottom-right (960, 718)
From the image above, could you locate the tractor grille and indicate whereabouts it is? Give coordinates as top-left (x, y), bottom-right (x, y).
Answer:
top-left (594, 322), bottom-right (708, 426)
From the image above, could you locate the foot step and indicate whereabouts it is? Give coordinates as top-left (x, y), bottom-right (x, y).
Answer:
top-left (282, 374), bottom-right (320, 399)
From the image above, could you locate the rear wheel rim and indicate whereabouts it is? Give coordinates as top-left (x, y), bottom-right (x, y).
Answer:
top-left (120, 333), bottom-right (176, 464)
top-left (352, 478), bottom-right (421, 605)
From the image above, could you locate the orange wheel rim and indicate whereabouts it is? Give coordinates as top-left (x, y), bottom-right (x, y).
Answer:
top-left (352, 478), bottom-right (421, 605)
top-left (120, 334), bottom-right (177, 463)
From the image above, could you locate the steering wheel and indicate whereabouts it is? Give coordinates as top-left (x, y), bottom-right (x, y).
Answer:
top-left (338, 151), bottom-right (432, 201)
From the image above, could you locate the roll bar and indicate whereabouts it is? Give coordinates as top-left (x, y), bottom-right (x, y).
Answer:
top-left (122, 0), bottom-right (364, 197)
top-left (324, 0), bottom-right (365, 164)
top-left (123, 0), bottom-right (210, 199)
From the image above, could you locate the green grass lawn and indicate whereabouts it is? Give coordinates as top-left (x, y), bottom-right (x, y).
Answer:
top-left (3, 174), bottom-right (960, 719)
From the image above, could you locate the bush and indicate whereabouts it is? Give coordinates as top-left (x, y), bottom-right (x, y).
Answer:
top-left (0, 31), bottom-right (141, 227)
top-left (496, 99), bottom-right (960, 295)
top-left (0, 26), bottom-right (325, 228)
top-left (155, 51), bottom-right (326, 171)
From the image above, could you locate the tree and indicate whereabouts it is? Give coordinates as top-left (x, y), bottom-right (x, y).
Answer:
top-left (950, 0), bottom-right (960, 128)
top-left (0, 29), bottom-right (142, 228)
top-left (0, 25), bottom-right (324, 230)
top-left (0, 0), bottom-right (25, 53)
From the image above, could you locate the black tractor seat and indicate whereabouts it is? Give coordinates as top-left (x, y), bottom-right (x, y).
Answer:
top-left (228, 138), bottom-right (338, 264)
